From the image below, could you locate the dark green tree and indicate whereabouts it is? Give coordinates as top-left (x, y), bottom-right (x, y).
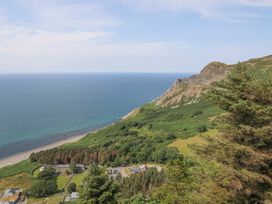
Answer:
top-left (38, 166), bottom-right (56, 179)
top-left (206, 64), bottom-right (272, 149)
top-left (67, 182), bottom-right (77, 193)
top-left (153, 157), bottom-right (198, 204)
top-left (29, 179), bottom-right (58, 198)
top-left (205, 64), bottom-right (272, 201)
top-left (78, 164), bottom-right (119, 204)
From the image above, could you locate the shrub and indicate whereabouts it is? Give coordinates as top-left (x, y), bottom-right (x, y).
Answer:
top-left (191, 110), bottom-right (203, 118)
top-left (67, 183), bottom-right (77, 193)
top-left (197, 125), bottom-right (207, 133)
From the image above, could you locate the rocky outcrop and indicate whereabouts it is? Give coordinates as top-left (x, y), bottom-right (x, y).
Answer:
top-left (155, 62), bottom-right (231, 107)
top-left (155, 55), bottom-right (272, 107)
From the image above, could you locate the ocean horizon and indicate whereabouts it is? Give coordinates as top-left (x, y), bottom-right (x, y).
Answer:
top-left (0, 73), bottom-right (191, 159)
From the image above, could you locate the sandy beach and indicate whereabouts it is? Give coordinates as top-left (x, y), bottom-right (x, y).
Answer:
top-left (0, 134), bottom-right (87, 169)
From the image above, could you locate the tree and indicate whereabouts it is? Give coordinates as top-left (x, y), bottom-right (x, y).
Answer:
top-left (38, 166), bottom-right (56, 179)
top-left (69, 162), bottom-right (77, 174)
top-left (29, 179), bottom-right (58, 198)
top-left (67, 183), bottom-right (77, 193)
top-left (78, 164), bottom-right (119, 204)
top-left (206, 64), bottom-right (272, 149)
top-left (153, 157), bottom-right (198, 204)
top-left (205, 64), bottom-right (272, 202)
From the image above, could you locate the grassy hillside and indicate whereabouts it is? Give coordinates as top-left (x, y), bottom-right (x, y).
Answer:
top-left (68, 100), bottom-right (223, 149)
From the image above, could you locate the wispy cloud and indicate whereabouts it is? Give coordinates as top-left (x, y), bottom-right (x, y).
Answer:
top-left (120, 0), bottom-right (272, 22)
top-left (0, 0), bottom-right (270, 73)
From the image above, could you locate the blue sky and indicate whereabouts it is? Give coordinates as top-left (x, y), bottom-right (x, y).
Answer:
top-left (0, 0), bottom-right (271, 73)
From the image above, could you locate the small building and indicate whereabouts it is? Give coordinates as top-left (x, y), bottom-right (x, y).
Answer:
top-left (71, 192), bottom-right (79, 201)
top-left (130, 167), bottom-right (141, 174)
top-left (0, 188), bottom-right (22, 204)
top-left (107, 167), bottom-right (121, 179)
top-left (64, 192), bottom-right (79, 202)
top-left (54, 164), bottom-right (85, 173)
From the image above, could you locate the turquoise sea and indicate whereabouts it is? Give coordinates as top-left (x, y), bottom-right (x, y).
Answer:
top-left (0, 73), bottom-right (190, 159)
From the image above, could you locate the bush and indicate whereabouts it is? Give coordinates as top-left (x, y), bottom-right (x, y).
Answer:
top-left (191, 110), bottom-right (203, 117)
top-left (67, 183), bottom-right (77, 193)
top-left (197, 125), bottom-right (207, 133)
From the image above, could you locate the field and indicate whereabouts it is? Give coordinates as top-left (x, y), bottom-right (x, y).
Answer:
top-left (0, 160), bottom-right (39, 179)
top-left (169, 129), bottom-right (218, 157)
top-left (0, 173), bottom-right (33, 192)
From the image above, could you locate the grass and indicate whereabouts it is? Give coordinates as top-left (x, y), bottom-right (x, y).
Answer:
top-left (0, 173), bottom-right (33, 192)
top-left (57, 174), bottom-right (71, 190)
top-left (69, 172), bottom-right (86, 187)
top-left (28, 193), bottom-right (65, 204)
top-left (0, 160), bottom-right (39, 179)
top-left (169, 129), bottom-right (218, 157)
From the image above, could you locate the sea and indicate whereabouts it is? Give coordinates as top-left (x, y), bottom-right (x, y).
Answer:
top-left (0, 73), bottom-right (190, 159)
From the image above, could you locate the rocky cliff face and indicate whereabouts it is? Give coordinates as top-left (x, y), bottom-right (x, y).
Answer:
top-left (155, 55), bottom-right (272, 107)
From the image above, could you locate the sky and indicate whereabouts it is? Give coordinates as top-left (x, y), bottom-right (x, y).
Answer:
top-left (0, 0), bottom-right (271, 73)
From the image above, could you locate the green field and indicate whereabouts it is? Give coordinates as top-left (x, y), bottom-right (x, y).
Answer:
top-left (0, 160), bottom-right (39, 179)
top-left (57, 174), bottom-right (72, 190)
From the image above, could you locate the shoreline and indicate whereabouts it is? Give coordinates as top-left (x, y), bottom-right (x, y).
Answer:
top-left (0, 121), bottom-right (116, 169)
top-left (0, 133), bottom-right (87, 169)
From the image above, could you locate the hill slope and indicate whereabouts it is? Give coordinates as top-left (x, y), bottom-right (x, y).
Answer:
top-left (155, 55), bottom-right (272, 107)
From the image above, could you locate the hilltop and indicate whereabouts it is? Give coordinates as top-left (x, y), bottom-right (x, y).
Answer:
top-left (156, 55), bottom-right (272, 107)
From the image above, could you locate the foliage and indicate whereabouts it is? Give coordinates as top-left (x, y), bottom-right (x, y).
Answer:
top-left (69, 162), bottom-right (77, 174)
top-left (67, 182), bottom-right (76, 193)
top-left (38, 166), bottom-right (57, 179)
top-left (152, 157), bottom-right (200, 204)
top-left (197, 125), bottom-right (208, 133)
top-left (28, 100), bottom-right (221, 167)
top-left (29, 166), bottom-right (58, 198)
top-left (120, 167), bottom-right (165, 199)
top-left (205, 64), bottom-right (272, 202)
top-left (29, 179), bottom-right (58, 198)
top-left (78, 164), bottom-right (119, 204)
top-left (191, 110), bottom-right (203, 118)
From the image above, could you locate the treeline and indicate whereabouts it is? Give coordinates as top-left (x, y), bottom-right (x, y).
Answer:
top-left (30, 148), bottom-right (117, 165)
top-left (30, 134), bottom-right (179, 166)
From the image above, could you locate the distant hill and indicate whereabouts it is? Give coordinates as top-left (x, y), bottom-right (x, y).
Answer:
top-left (155, 55), bottom-right (272, 107)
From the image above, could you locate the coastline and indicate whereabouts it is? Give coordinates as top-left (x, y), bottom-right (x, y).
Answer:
top-left (0, 133), bottom-right (87, 169)
top-left (0, 121), bottom-right (117, 169)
